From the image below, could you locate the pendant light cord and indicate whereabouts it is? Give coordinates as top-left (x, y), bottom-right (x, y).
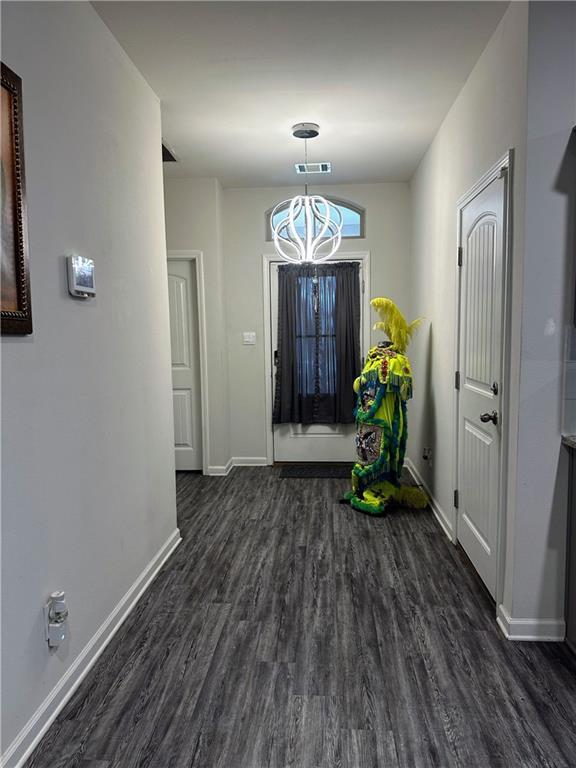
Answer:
top-left (304, 138), bottom-right (309, 196)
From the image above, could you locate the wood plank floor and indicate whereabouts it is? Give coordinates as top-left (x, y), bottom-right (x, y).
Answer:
top-left (26, 467), bottom-right (576, 767)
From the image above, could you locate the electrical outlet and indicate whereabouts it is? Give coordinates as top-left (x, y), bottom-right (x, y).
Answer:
top-left (45, 591), bottom-right (68, 648)
top-left (422, 447), bottom-right (433, 461)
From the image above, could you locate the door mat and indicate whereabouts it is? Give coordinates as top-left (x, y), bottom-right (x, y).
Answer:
top-left (279, 463), bottom-right (353, 479)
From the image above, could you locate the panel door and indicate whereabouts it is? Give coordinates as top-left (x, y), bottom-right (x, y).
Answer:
top-left (458, 174), bottom-right (505, 598)
top-left (168, 260), bottom-right (202, 471)
top-left (270, 261), bottom-right (364, 463)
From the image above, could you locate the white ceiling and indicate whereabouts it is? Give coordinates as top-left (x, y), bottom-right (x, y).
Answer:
top-left (94, 1), bottom-right (508, 187)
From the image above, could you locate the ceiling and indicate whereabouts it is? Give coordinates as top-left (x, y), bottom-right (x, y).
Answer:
top-left (94, 1), bottom-right (508, 188)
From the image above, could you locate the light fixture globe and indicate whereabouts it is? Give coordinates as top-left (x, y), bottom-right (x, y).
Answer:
top-left (271, 122), bottom-right (343, 263)
top-left (271, 194), bottom-right (343, 263)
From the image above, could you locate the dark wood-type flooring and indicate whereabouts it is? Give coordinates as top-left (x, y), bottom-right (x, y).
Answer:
top-left (27, 467), bottom-right (576, 767)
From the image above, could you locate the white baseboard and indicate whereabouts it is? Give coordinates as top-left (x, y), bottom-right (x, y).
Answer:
top-left (497, 604), bottom-right (565, 642)
top-left (2, 529), bottom-right (182, 768)
top-left (231, 457), bottom-right (269, 466)
top-left (404, 458), bottom-right (455, 543)
top-left (207, 457), bottom-right (271, 474)
top-left (207, 458), bottom-right (233, 476)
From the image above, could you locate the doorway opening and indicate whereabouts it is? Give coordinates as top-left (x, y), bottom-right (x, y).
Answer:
top-left (167, 250), bottom-right (209, 475)
top-left (263, 252), bottom-right (371, 464)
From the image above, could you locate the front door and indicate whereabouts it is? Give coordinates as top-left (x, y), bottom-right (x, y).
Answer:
top-left (457, 170), bottom-right (507, 598)
top-left (167, 259), bottom-right (202, 471)
top-left (270, 260), bottom-right (366, 462)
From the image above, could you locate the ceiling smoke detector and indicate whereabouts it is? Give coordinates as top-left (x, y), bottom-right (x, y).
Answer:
top-left (292, 122), bottom-right (320, 140)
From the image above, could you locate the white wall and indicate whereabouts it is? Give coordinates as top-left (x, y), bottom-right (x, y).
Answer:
top-left (1, 3), bottom-right (178, 765)
top-left (410, 0), bottom-right (576, 636)
top-left (222, 183), bottom-right (412, 461)
top-left (164, 178), bottom-right (231, 471)
top-left (409, 2), bottom-right (529, 547)
top-left (508, 1), bottom-right (576, 628)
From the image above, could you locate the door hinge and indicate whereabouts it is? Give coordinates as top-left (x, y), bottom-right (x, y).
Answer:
top-left (454, 489), bottom-right (459, 509)
top-left (362, 279), bottom-right (365, 294)
top-left (455, 371), bottom-right (460, 390)
top-left (457, 246), bottom-right (463, 267)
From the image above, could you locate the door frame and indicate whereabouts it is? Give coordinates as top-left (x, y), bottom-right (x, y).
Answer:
top-left (262, 251), bottom-right (371, 466)
top-left (453, 150), bottom-right (514, 608)
top-left (167, 250), bottom-right (209, 476)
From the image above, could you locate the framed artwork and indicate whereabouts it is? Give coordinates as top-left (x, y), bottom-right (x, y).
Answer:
top-left (1, 62), bottom-right (32, 334)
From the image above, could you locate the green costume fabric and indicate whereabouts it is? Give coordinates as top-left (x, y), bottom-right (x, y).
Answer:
top-left (345, 342), bottom-right (414, 515)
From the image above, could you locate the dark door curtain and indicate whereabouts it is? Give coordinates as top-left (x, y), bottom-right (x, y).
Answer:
top-left (273, 261), bottom-right (361, 425)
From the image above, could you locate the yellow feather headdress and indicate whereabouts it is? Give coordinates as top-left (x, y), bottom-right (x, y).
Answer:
top-left (371, 297), bottom-right (421, 354)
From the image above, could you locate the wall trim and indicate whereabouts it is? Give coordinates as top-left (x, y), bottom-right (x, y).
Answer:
top-left (207, 458), bottom-right (233, 476)
top-left (497, 604), bottom-right (565, 642)
top-left (231, 457), bottom-right (269, 466)
top-left (2, 529), bottom-right (182, 768)
top-left (207, 458), bottom-right (269, 473)
top-left (404, 458), bottom-right (455, 543)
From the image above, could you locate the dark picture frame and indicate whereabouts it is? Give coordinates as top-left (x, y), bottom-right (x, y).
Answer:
top-left (1, 62), bottom-right (32, 335)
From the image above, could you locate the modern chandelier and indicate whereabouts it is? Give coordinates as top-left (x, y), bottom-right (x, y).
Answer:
top-left (271, 123), bottom-right (343, 263)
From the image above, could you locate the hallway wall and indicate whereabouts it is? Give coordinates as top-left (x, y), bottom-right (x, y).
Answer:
top-left (410, 0), bottom-right (576, 637)
top-left (505, 0), bottom-right (576, 634)
top-left (222, 183), bottom-right (412, 462)
top-left (1, 3), bottom-right (178, 765)
top-left (164, 177), bottom-right (231, 472)
top-left (408, 2), bottom-right (529, 543)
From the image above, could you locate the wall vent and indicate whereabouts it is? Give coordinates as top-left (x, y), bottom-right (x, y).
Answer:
top-left (295, 162), bottom-right (332, 175)
top-left (162, 143), bottom-right (178, 163)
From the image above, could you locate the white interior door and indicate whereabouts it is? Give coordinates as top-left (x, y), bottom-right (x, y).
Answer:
top-left (168, 259), bottom-right (202, 471)
top-left (457, 173), bottom-right (506, 598)
top-left (270, 260), bottom-right (366, 463)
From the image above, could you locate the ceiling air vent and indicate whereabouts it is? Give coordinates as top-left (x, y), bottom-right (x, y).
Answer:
top-left (162, 143), bottom-right (178, 163)
top-left (295, 162), bottom-right (332, 175)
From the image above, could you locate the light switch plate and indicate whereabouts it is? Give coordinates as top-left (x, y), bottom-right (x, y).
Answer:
top-left (242, 332), bottom-right (256, 345)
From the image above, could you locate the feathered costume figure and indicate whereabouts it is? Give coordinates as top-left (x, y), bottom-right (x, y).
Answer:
top-left (344, 298), bottom-right (428, 515)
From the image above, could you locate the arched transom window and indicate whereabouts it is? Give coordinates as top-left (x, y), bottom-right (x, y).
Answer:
top-left (265, 197), bottom-right (365, 241)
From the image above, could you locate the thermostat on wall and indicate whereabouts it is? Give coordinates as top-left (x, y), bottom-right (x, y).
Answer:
top-left (67, 254), bottom-right (96, 298)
